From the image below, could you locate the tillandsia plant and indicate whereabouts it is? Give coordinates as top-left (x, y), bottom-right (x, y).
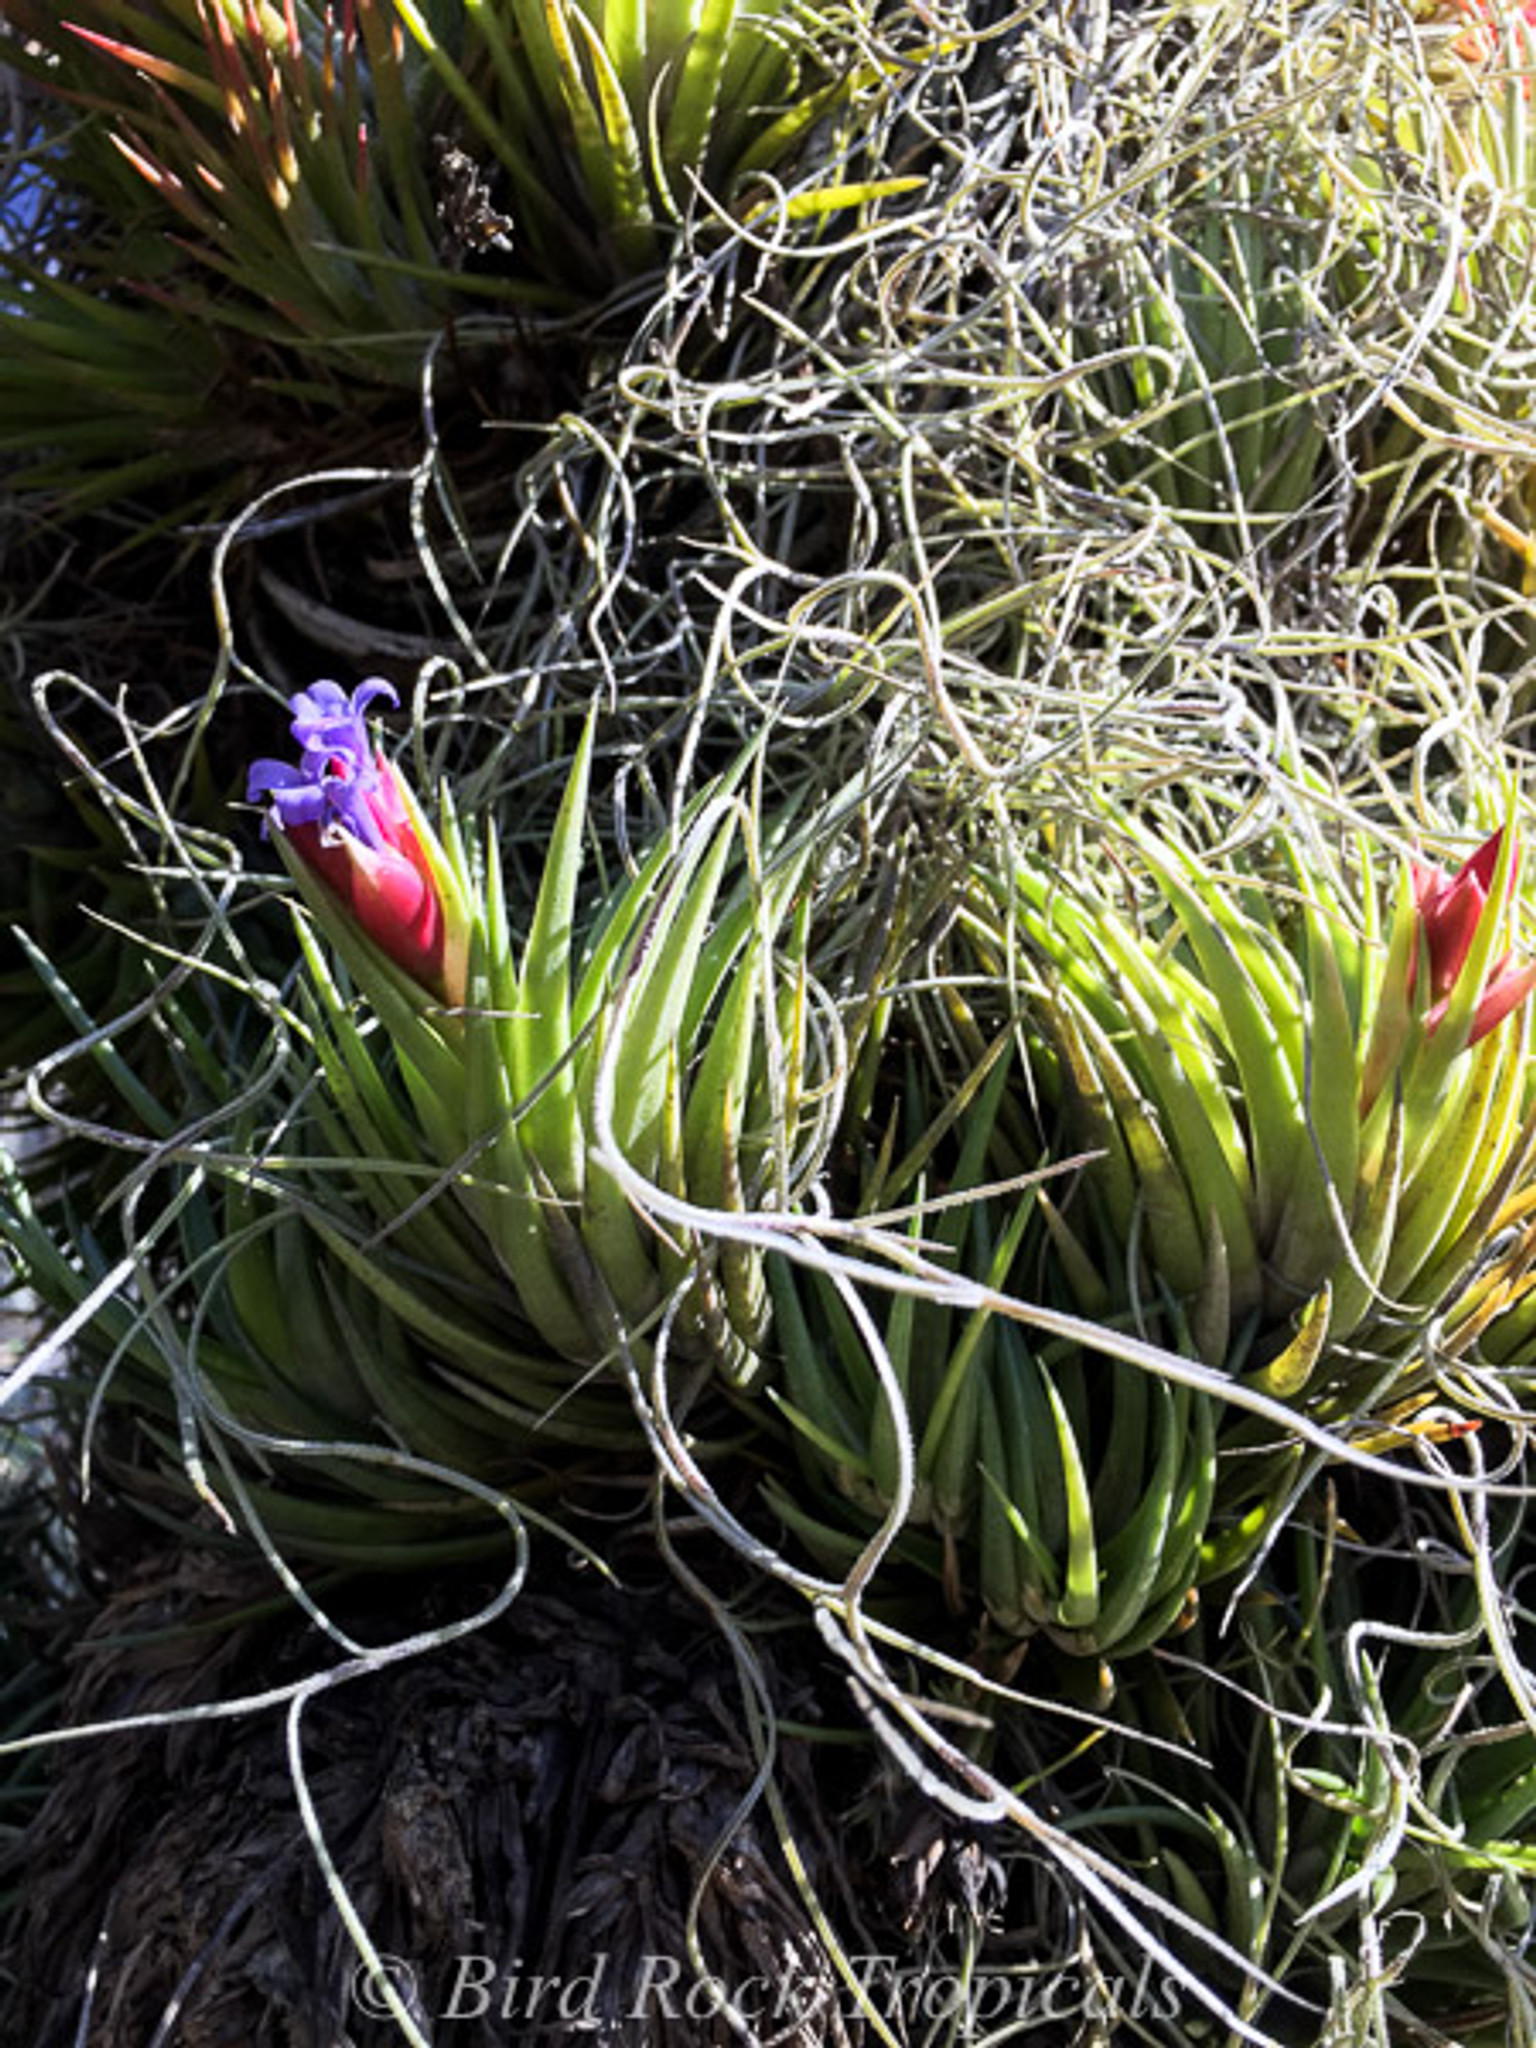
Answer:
top-left (245, 678), bottom-right (840, 1397)
top-left (1, 1), bottom-right (462, 508)
top-left (431, 0), bottom-right (862, 284)
top-left (1058, 144), bottom-right (1329, 571)
top-left (0, 677), bottom-right (847, 1557)
top-left (971, 803), bottom-right (1536, 1381)
top-left (763, 1045), bottom-right (1220, 1661)
top-left (1095, 1502), bottom-right (1536, 2043)
top-left (0, 1132), bottom-right (560, 1563)
top-left (0, 0), bottom-right (867, 507)
top-left (1320, 0), bottom-right (1536, 615)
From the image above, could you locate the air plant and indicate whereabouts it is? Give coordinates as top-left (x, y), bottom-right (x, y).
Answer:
top-left (746, 786), bottom-right (1536, 1666)
top-left (1, 1), bottom-right (465, 508)
top-left (763, 1045), bottom-right (1222, 1662)
top-left (435, 0), bottom-right (861, 284)
top-left (243, 679), bottom-right (840, 1396)
top-left (1058, 153), bottom-right (1330, 571)
top-left (755, 795), bottom-right (1536, 1658)
top-left (972, 806), bottom-right (1536, 1379)
top-left (0, 679), bottom-right (851, 1556)
top-left (0, 0), bottom-right (867, 509)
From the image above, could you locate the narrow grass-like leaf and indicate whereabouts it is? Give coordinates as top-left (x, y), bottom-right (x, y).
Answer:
top-left (512, 714), bottom-right (595, 1197)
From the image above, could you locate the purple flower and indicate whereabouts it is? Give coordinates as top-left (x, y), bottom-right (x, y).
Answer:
top-left (246, 677), bottom-right (400, 850)
top-left (246, 677), bottom-right (451, 997)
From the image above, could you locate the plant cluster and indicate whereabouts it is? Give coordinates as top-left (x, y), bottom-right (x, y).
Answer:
top-left (2, 2), bottom-right (1536, 2045)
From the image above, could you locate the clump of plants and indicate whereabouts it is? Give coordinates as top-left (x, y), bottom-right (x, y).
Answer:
top-left (2, 4), bottom-right (1536, 2047)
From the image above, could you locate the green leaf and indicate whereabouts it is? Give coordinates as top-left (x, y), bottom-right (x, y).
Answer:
top-left (1091, 1378), bottom-right (1186, 1652)
top-left (682, 938), bottom-right (760, 1212)
top-left (1329, 1089), bottom-right (1405, 1338)
top-left (600, 802), bottom-right (742, 1174)
top-left (549, 0), bottom-right (656, 259)
top-left (660, 0), bottom-right (735, 181)
top-left (512, 713), bottom-right (596, 1198)
top-left (766, 1256), bottom-right (872, 1480)
top-left (1126, 824), bottom-right (1306, 1238)
top-left (919, 1198), bottom-right (1035, 1531)
top-left (1385, 1025), bottom-right (1522, 1301)
top-left (1242, 1282), bottom-right (1331, 1401)
top-left (1269, 893), bottom-right (1362, 1300)
top-left (1037, 1360), bottom-right (1098, 1632)
top-left (465, 916), bottom-right (595, 1362)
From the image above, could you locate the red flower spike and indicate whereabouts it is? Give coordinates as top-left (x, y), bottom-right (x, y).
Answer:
top-left (288, 757), bottom-right (446, 993)
top-left (1411, 826), bottom-right (1508, 1000)
top-left (1427, 956), bottom-right (1536, 1044)
top-left (1412, 828), bottom-right (1536, 1044)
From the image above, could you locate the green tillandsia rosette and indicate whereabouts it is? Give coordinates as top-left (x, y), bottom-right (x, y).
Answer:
top-left (2, 0), bottom-right (465, 513)
top-left (1051, 1496), bottom-right (1536, 2043)
top-left (0, 965), bottom-right (557, 1565)
top-left (1314, 2), bottom-right (1536, 620)
top-left (0, 682), bottom-right (847, 1563)
top-left (977, 805), bottom-right (1536, 1361)
top-left (1058, 123), bottom-right (1328, 570)
top-left (1, 0), bottom-right (874, 511)
top-left (244, 681), bottom-right (843, 1427)
top-left (762, 1039), bottom-right (1220, 1664)
top-left (962, 797), bottom-right (1536, 1586)
top-left (434, 0), bottom-right (868, 288)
